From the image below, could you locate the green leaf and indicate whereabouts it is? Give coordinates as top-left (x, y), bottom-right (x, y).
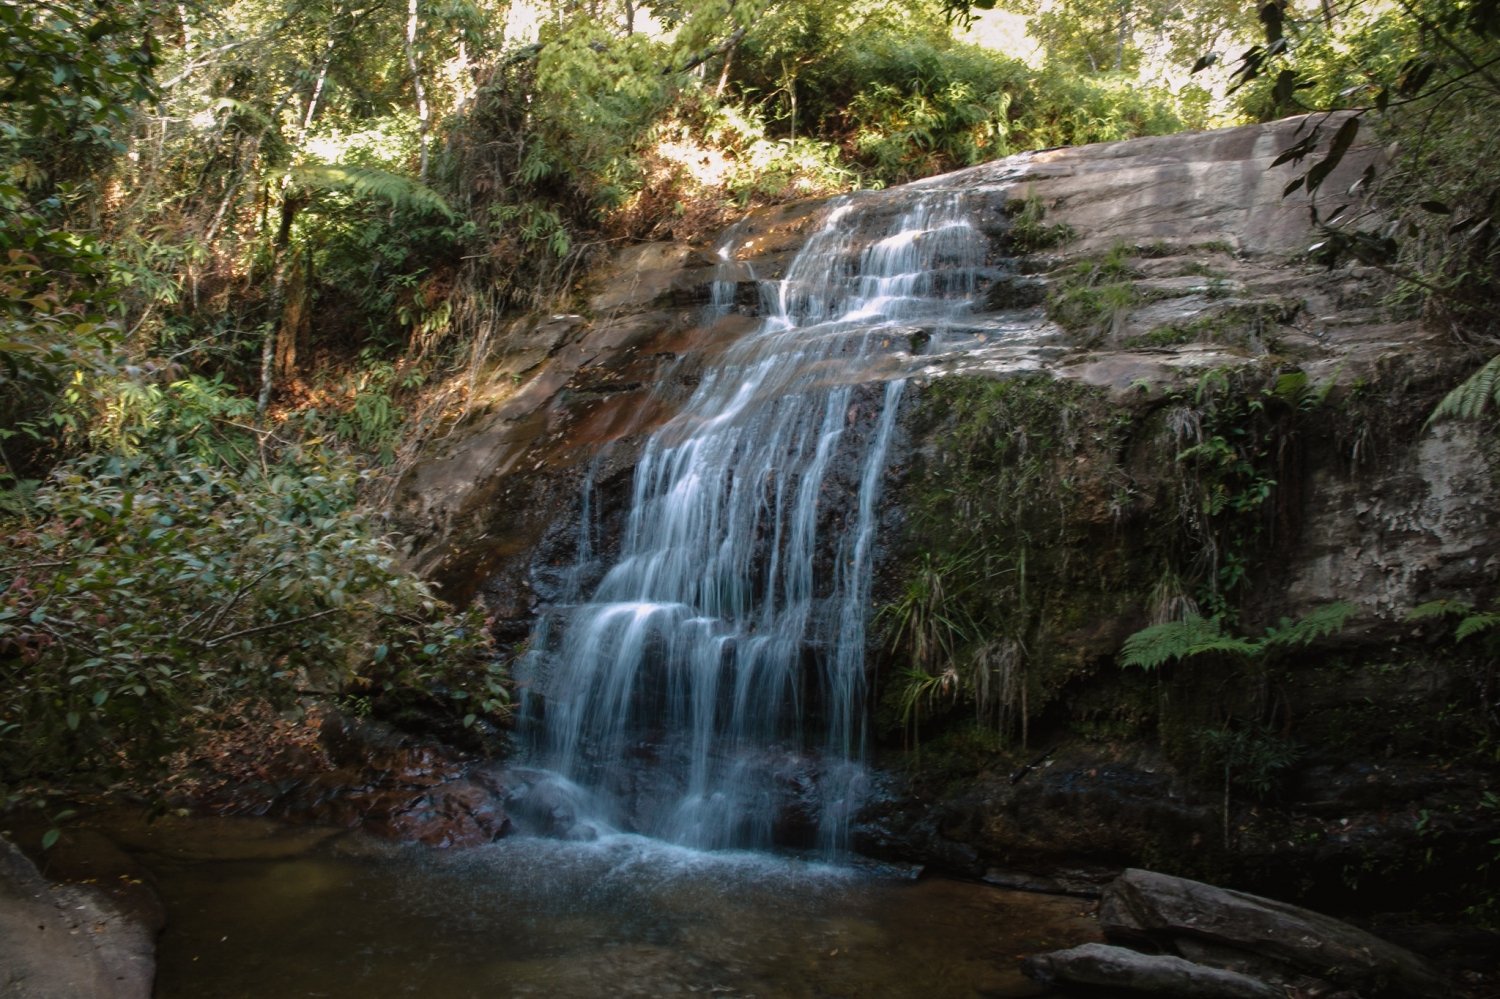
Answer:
top-left (1429, 354), bottom-right (1500, 424)
top-left (41, 828), bottom-right (60, 850)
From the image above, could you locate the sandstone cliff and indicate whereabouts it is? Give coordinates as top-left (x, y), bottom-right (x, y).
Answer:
top-left (392, 115), bottom-right (1499, 909)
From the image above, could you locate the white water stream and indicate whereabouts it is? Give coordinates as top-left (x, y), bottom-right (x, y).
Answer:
top-left (519, 193), bottom-right (987, 852)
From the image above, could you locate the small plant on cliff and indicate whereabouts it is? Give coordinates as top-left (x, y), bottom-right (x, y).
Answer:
top-left (1004, 195), bottom-right (1075, 253)
top-left (1428, 355), bottom-right (1500, 425)
top-left (1121, 604), bottom-right (1351, 843)
top-left (1045, 243), bottom-right (1139, 343)
top-left (1119, 602), bottom-right (1355, 671)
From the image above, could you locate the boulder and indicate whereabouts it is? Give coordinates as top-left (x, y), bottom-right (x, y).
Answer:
top-left (1022, 942), bottom-right (1283, 999)
top-left (0, 837), bottom-right (157, 999)
top-left (1100, 868), bottom-right (1452, 997)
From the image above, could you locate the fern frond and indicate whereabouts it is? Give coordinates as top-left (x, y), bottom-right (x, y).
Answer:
top-left (1262, 601), bottom-right (1355, 648)
top-left (1429, 354), bottom-right (1500, 425)
top-left (1119, 615), bottom-right (1256, 670)
top-left (290, 163), bottom-right (455, 219)
top-left (1407, 599), bottom-right (1473, 622)
top-left (1455, 612), bottom-right (1500, 641)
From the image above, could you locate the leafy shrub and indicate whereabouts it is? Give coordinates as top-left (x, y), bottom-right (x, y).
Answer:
top-left (1013, 67), bottom-right (1201, 150)
top-left (842, 37), bottom-right (1022, 183)
top-left (0, 451), bottom-right (501, 792)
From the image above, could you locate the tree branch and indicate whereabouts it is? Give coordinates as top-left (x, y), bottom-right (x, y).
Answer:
top-left (201, 607), bottom-right (342, 648)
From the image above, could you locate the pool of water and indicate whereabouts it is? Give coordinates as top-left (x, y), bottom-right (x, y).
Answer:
top-left (97, 816), bottom-right (1098, 998)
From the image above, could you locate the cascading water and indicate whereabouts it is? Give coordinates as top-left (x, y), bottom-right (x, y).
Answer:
top-left (518, 191), bottom-right (988, 853)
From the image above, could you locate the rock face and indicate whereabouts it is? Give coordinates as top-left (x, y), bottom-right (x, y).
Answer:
top-left (389, 116), bottom-right (1499, 904)
top-left (394, 115), bottom-right (1412, 610)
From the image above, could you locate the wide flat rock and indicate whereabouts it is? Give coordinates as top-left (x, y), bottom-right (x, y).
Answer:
top-left (1100, 868), bottom-right (1452, 997)
top-left (0, 837), bottom-right (156, 999)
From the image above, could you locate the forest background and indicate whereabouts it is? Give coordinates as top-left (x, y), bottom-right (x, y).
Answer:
top-left (2, 0), bottom-right (1497, 824)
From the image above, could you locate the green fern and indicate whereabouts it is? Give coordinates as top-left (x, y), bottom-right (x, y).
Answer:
top-left (1429, 353), bottom-right (1500, 424)
top-left (1121, 603), bottom-right (1353, 670)
top-left (1408, 598), bottom-right (1474, 621)
top-left (1406, 599), bottom-right (1500, 641)
top-left (1262, 601), bottom-right (1355, 648)
top-left (290, 163), bottom-right (455, 219)
top-left (1455, 613), bottom-right (1500, 641)
top-left (1119, 615), bottom-right (1257, 670)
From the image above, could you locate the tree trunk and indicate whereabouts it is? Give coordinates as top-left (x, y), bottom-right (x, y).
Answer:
top-left (1115, 0), bottom-right (1131, 72)
top-left (405, 0), bottom-right (430, 183)
top-left (257, 30), bottom-right (335, 416)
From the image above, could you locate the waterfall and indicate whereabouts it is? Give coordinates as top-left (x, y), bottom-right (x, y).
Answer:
top-left (518, 191), bottom-right (987, 853)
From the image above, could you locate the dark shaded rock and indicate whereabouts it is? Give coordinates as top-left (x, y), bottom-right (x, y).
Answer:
top-left (983, 273), bottom-right (1047, 310)
top-left (1100, 868), bottom-right (1452, 998)
top-left (197, 714), bottom-right (514, 849)
top-left (1022, 942), bottom-right (1283, 998)
top-left (855, 749), bottom-right (1216, 879)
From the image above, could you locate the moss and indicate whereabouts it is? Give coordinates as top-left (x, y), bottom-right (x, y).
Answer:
top-left (1002, 195), bottom-right (1075, 253)
top-left (1042, 244), bottom-right (1143, 344)
top-left (1122, 302), bottom-right (1296, 352)
top-left (883, 373), bottom-right (1155, 746)
top-left (882, 362), bottom-right (1331, 751)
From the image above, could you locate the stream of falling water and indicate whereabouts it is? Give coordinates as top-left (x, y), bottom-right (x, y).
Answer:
top-left (518, 192), bottom-right (987, 852)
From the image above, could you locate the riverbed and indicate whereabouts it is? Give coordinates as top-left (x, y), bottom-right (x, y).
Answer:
top-left (89, 814), bottom-right (1099, 997)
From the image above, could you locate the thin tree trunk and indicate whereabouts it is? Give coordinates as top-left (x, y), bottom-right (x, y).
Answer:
top-left (714, 40), bottom-right (735, 97)
top-left (258, 30), bottom-right (336, 416)
top-left (1115, 0), bottom-right (1130, 71)
top-left (406, 0), bottom-right (431, 183)
top-left (453, 38), bottom-right (471, 114)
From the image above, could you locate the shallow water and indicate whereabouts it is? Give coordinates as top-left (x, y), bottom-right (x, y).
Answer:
top-left (106, 816), bottom-right (1097, 998)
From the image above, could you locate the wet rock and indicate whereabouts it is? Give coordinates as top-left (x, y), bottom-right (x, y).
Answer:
top-left (1022, 942), bottom-right (1283, 999)
top-left (855, 748), bottom-right (1216, 879)
top-left (503, 771), bottom-right (602, 841)
top-left (1100, 868), bottom-right (1452, 998)
top-left (980, 866), bottom-right (1110, 897)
